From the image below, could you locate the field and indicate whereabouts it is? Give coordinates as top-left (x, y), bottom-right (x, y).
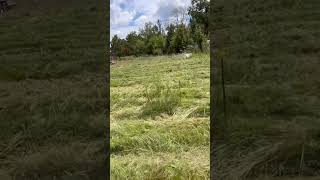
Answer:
top-left (211, 0), bottom-right (320, 179)
top-left (110, 54), bottom-right (210, 179)
top-left (0, 1), bottom-right (107, 179)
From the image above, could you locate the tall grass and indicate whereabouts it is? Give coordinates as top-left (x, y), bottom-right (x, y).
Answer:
top-left (141, 81), bottom-right (182, 117)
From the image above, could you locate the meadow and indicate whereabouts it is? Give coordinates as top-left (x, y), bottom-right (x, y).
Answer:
top-left (0, 1), bottom-right (107, 179)
top-left (110, 54), bottom-right (210, 179)
top-left (211, 0), bottom-right (320, 179)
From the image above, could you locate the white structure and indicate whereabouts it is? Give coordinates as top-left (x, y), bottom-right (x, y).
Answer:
top-left (184, 53), bottom-right (192, 59)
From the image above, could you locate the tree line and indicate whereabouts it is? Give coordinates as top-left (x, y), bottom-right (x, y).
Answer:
top-left (111, 0), bottom-right (209, 57)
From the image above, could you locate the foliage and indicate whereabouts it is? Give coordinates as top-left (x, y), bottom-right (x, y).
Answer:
top-left (188, 0), bottom-right (209, 36)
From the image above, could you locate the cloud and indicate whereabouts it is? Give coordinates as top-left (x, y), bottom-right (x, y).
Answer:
top-left (156, 0), bottom-right (190, 19)
top-left (110, 26), bottom-right (141, 39)
top-left (110, 1), bottom-right (135, 27)
top-left (134, 15), bottom-right (148, 26)
top-left (110, 0), bottom-right (191, 39)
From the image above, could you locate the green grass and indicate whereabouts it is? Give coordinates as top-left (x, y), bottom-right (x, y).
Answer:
top-left (111, 54), bottom-right (210, 179)
top-left (0, 1), bottom-right (107, 179)
top-left (211, 0), bottom-right (320, 179)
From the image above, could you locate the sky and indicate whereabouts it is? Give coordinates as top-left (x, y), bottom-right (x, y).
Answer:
top-left (110, 0), bottom-right (191, 39)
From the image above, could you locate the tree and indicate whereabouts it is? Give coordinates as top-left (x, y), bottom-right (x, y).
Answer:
top-left (139, 22), bottom-right (155, 54)
top-left (135, 39), bottom-right (146, 56)
top-left (190, 22), bottom-right (206, 52)
top-left (157, 20), bottom-right (163, 35)
top-left (149, 35), bottom-right (165, 55)
top-left (111, 35), bottom-right (121, 58)
top-left (111, 35), bottom-right (129, 57)
top-left (188, 0), bottom-right (209, 36)
top-left (126, 31), bottom-right (140, 56)
top-left (165, 24), bottom-right (176, 54)
top-left (172, 24), bottom-right (189, 53)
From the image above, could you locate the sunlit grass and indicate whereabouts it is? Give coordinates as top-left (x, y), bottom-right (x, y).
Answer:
top-left (111, 54), bottom-right (210, 179)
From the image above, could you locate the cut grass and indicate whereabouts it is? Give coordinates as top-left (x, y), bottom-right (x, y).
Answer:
top-left (111, 148), bottom-right (209, 180)
top-left (211, 0), bottom-right (320, 179)
top-left (0, 1), bottom-right (107, 179)
top-left (111, 54), bottom-right (210, 179)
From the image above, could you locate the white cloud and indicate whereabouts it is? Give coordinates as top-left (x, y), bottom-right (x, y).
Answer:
top-left (110, 1), bottom-right (136, 27)
top-left (134, 15), bottom-right (148, 26)
top-left (110, 25), bottom-right (143, 40)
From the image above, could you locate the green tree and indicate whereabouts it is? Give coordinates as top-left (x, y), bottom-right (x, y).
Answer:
top-left (111, 35), bottom-right (129, 57)
top-left (111, 35), bottom-right (122, 58)
top-left (188, 0), bottom-right (209, 36)
top-left (126, 31), bottom-right (141, 56)
top-left (190, 22), bottom-right (206, 52)
top-left (172, 24), bottom-right (189, 53)
top-left (140, 22), bottom-right (160, 54)
top-left (149, 35), bottom-right (165, 55)
top-left (157, 19), bottom-right (163, 35)
top-left (135, 39), bottom-right (146, 56)
top-left (165, 24), bottom-right (176, 54)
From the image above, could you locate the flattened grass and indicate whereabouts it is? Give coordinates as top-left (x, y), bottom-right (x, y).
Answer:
top-left (0, 3), bottom-right (107, 179)
top-left (111, 54), bottom-right (210, 179)
top-left (212, 0), bottom-right (320, 178)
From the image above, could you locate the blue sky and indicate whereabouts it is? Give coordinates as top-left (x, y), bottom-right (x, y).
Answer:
top-left (111, 0), bottom-right (191, 39)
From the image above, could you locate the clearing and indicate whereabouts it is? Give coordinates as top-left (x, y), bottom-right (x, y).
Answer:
top-left (111, 54), bottom-right (210, 179)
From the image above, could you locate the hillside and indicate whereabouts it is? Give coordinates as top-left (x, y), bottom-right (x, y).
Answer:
top-left (0, 1), bottom-right (107, 179)
top-left (211, 0), bottom-right (320, 179)
top-left (110, 54), bottom-right (210, 179)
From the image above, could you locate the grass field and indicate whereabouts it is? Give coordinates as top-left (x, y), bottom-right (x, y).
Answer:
top-left (211, 0), bottom-right (320, 179)
top-left (110, 54), bottom-right (210, 179)
top-left (0, 1), bottom-right (107, 179)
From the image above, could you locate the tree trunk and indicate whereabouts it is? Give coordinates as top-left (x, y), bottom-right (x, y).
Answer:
top-left (198, 39), bottom-right (203, 52)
